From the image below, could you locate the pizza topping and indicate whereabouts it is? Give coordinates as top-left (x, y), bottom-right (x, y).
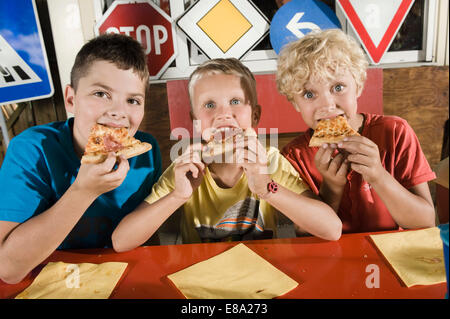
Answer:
top-left (206, 127), bottom-right (242, 143)
top-left (309, 115), bottom-right (360, 147)
top-left (81, 123), bottom-right (152, 164)
top-left (203, 127), bottom-right (257, 161)
top-left (103, 135), bottom-right (123, 153)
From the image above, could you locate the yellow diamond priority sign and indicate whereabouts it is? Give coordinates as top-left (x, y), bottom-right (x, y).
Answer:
top-left (197, 0), bottom-right (252, 53)
top-left (177, 0), bottom-right (269, 59)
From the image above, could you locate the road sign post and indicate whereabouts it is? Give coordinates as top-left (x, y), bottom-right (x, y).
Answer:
top-left (95, 0), bottom-right (177, 81)
top-left (0, 109), bottom-right (9, 147)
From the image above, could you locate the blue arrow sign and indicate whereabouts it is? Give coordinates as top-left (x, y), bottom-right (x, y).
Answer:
top-left (0, 0), bottom-right (54, 105)
top-left (270, 0), bottom-right (341, 54)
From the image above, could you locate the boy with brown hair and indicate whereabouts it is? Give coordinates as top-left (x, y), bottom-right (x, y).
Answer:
top-left (277, 29), bottom-right (435, 233)
top-left (112, 58), bottom-right (342, 251)
top-left (0, 34), bottom-right (162, 284)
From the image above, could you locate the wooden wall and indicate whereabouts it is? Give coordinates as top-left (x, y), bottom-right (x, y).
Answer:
top-left (382, 66), bottom-right (449, 201)
top-left (383, 66), bottom-right (449, 166)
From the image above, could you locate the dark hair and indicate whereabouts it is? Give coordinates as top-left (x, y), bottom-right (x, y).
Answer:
top-left (70, 33), bottom-right (149, 91)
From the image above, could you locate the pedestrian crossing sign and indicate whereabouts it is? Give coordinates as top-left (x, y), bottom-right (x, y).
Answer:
top-left (0, 0), bottom-right (54, 105)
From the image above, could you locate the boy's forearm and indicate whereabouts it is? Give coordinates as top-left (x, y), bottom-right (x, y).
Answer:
top-left (370, 171), bottom-right (435, 229)
top-left (0, 184), bottom-right (97, 284)
top-left (262, 186), bottom-right (342, 241)
top-left (112, 192), bottom-right (186, 252)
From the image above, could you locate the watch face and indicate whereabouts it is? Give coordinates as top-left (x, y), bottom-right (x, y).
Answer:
top-left (268, 180), bottom-right (278, 193)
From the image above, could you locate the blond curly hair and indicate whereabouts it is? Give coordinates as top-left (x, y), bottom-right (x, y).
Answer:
top-left (276, 29), bottom-right (368, 102)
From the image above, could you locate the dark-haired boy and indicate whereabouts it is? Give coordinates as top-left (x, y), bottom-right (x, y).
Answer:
top-left (0, 34), bottom-right (162, 284)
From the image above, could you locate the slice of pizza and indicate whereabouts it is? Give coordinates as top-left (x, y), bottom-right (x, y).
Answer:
top-left (202, 127), bottom-right (257, 160)
top-left (81, 123), bottom-right (152, 164)
top-left (309, 115), bottom-right (360, 147)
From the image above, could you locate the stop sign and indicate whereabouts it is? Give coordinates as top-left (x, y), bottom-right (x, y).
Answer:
top-left (95, 0), bottom-right (177, 80)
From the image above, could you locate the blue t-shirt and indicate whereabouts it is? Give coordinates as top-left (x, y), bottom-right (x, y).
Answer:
top-left (0, 118), bottom-right (162, 249)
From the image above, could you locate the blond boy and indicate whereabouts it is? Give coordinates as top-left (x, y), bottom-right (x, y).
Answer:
top-left (277, 29), bottom-right (435, 233)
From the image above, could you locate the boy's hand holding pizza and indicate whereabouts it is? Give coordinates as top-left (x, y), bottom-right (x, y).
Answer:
top-left (202, 127), bottom-right (271, 197)
top-left (311, 115), bottom-right (356, 192)
top-left (74, 153), bottom-right (130, 198)
top-left (172, 143), bottom-right (205, 201)
top-left (73, 123), bottom-right (152, 197)
top-left (314, 144), bottom-right (349, 192)
top-left (310, 115), bottom-right (386, 186)
top-left (338, 135), bottom-right (385, 185)
top-left (235, 133), bottom-right (272, 198)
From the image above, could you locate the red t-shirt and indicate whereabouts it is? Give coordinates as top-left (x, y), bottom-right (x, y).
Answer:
top-left (282, 113), bottom-right (436, 233)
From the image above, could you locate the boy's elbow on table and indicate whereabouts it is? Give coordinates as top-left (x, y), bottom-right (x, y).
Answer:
top-left (112, 241), bottom-right (132, 253)
top-left (315, 203), bottom-right (343, 241)
top-left (0, 265), bottom-right (28, 285)
top-left (295, 221), bottom-right (342, 242)
top-left (111, 232), bottom-right (134, 253)
top-left (324, 205), bottom-right (343, 241)
top-left (327, 226), bottom-right (342, 241)
top-left (330, 216), bottom-right (343, 241)
top-left (0, 274), bottom-right (25, 285)
top-left (314, 223), bottom-right (342, 242)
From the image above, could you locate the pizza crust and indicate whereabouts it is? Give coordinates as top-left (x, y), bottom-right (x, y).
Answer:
top-left (80, 153), bottom-right (108, 164)
top-left (116, 142), bottom-right (152, 159)
top-left (309, 135), bottom-right (350, 147)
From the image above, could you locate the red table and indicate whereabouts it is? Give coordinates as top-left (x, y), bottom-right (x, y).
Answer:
top-left (0, 231), bottom-right (446, 299)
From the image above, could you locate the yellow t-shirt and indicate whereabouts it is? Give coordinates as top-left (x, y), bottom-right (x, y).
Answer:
top-left (145, 147), bottom-right (309, 243)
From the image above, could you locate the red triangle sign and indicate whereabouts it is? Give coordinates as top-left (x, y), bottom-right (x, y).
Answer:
top-left (337, 0), bottom-right (415, 64)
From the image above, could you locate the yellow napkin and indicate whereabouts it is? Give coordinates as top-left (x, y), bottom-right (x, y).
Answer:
top-left (370, 227), bottom-right (446, 287)
top-left (15, 261), bottom-right (128, 299)
top-left (167, 243), bottom-right (299, 299)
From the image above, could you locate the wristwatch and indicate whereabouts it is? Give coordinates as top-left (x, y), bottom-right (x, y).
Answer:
top-left (267, 179), bottom-right (278, 194)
